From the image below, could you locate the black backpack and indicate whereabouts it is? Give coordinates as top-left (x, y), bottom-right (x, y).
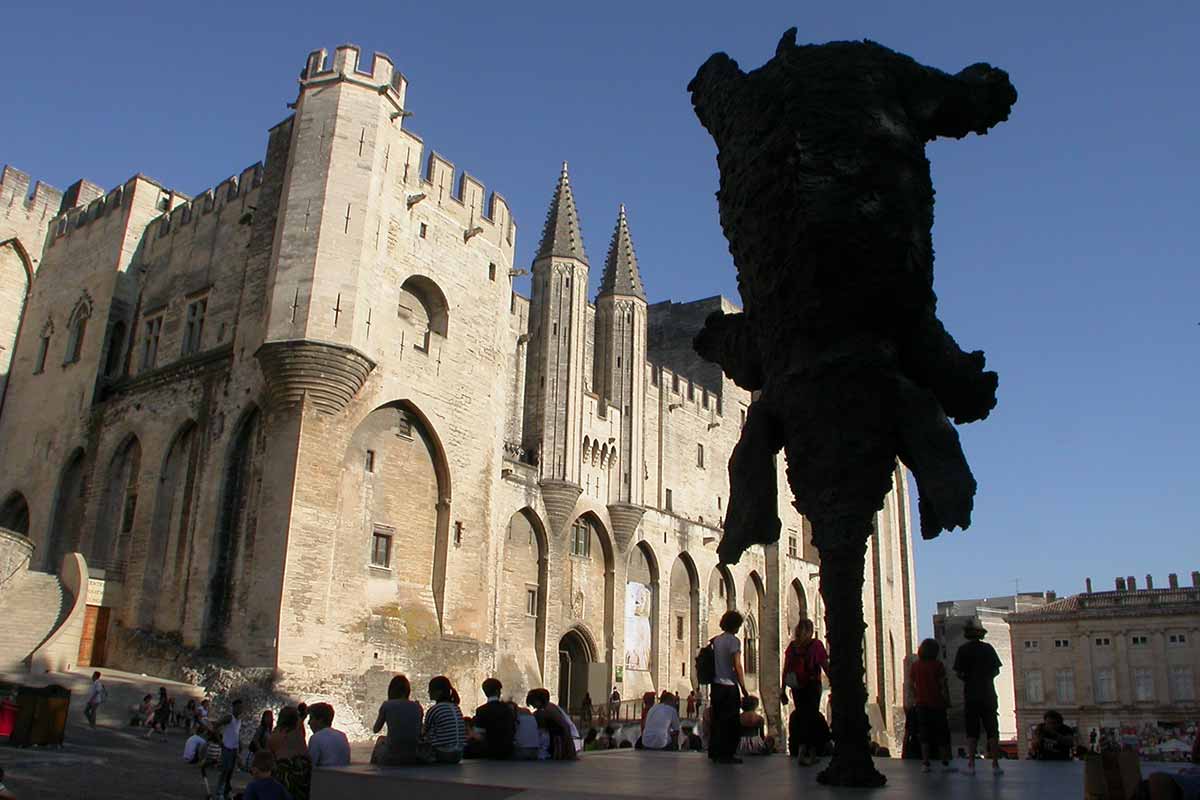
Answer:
top-left (696, 638), bottom-right (716, 685)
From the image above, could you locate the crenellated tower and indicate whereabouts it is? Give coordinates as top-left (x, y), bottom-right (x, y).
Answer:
top-left (257, 45), bottom-right (410, 413)
top-left (522, 164), bottom-right (591, 533)
top-left (594, 205), bottom-right (648, 546)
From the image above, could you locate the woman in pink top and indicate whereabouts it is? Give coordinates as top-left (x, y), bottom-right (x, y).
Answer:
top-left (781, 619), bottom-right (829, 766)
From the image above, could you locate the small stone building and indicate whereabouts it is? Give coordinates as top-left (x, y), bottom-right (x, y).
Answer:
top-left (0, 44), bottom-right (918, 743)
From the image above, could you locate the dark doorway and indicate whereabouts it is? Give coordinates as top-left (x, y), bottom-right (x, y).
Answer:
top-left (557, 629), bottom-right (592, 714)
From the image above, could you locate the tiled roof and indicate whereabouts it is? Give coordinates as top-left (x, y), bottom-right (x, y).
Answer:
top-left (1008, 588), bottom-right (1200, 622)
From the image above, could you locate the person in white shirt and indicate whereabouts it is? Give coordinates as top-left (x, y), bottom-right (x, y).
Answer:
top-left (182, 724), bottom-right (209, 763)
top-left (639, 694), bottom-right (681, 751)
top-left (307, 703), bottom-right (351, 767)
top-left (84, 671), bottom-right (106, 728)
top-left (215, 699), bottom-right (243, 799)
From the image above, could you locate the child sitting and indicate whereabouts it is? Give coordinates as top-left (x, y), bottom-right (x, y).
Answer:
top-left (241, 750), bottom-right (292, 800)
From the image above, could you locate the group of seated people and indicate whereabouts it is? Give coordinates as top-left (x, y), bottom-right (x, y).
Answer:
top-left (371, 675), bottom-right (582, 765)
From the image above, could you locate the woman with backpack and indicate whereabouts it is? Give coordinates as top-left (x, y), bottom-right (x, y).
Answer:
top-left (781, 619), bottom-right (830, 766)
top-left (703, 610), bottom-right (750, 764)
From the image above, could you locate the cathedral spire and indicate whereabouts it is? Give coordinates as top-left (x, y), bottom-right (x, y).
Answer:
top-left (534, 161), bottom-right (588, 265)
top-left (598, 204), bottom-right (645, 300)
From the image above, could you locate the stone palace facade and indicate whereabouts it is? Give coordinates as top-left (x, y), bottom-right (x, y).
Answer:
top-left (0, 44), bottom-right (917, 741)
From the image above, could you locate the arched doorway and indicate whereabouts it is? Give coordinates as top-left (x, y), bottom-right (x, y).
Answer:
top-left (203, 407), bottom-right (261, 649)
top-left (91, 435), bottom-right (141, 574)
top-left (45, 449), bottom-right (86, 571)
top-left (498, 508), bottom-right (549, 699)
top-left (743, 571), bottom-right (765, 690)
top-left (668, 553), bottom-right (700, 696)
top-left (0, 491), bottom-right (30, 535)
top-left (558, 628), bottom-right (595, 714)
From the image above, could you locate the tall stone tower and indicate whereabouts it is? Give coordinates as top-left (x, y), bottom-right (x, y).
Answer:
top-left (594, 206), bottom-right (647, 545)
top-left (257, 46), bottom-right (409, 411)
top-left (522, 163), bottom-right (590, 533)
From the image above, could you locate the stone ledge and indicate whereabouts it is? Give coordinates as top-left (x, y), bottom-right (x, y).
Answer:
top-left (256, 339), bottom-right (376, 415)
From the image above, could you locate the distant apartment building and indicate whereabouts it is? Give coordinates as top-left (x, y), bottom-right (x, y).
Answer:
top-left (1007, 572), bottom-right (1200, 758)
top-left (933, 591), bottom-right (1055, 747)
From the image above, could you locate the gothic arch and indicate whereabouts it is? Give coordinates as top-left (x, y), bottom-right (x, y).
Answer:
top-left (45, 448), bottom-right (87, 571)
top-left (786, 578), bottom-right (809, 637)
top-left (625, 541), bottom-right (659, 680)
top-left (91, 434), bottom-right (142, 573)
top-left (141, 420), bottom-right (200, 629)
top-left (203, 405), bottom-right (262, 648)
top-left (0, 490), bottom-right (30, 535)
top-left (341, 399), bottom-right (453, 627)
top-left (501, 507), bottom-right (550, 687)
top-left (669, 552), bottom-right (701, 693)
top-left (707, 564), bottom-right (737, 639)
top-left (64, 293), bottom-right (93, 365)
top-left (567, 510), bottom-right (616, 672)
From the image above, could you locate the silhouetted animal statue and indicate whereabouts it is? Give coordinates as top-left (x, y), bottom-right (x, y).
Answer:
top-left (689, 29), bottom-right (1016, 786)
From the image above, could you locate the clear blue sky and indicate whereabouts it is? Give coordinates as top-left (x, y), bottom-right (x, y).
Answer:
top-left (5, 1), bottom-right (1197, 638)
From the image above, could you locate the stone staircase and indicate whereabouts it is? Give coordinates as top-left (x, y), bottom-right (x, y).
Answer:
top-left (0, 569), bottom-right (69, 671)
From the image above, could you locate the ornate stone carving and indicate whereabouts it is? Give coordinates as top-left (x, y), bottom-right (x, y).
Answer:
top-left (255, 339), bottom-right (376, 415)
top-left (689, 29), bottom-right (1015, 786)
top-left (607, 503), bottom-right (645, 552)
top-left (538, 479), bottom-right (582, 537)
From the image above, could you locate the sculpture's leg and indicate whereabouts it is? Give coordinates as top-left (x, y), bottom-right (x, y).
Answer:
top-left (816, 525), bottom-right (887, 788)
top-left (717, 400), bottom-right (783, 565)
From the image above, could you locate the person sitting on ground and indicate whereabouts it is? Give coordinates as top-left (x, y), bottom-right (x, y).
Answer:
top-left (295, 703), bottom-right (309, 743)
top-left (681, 725), bottom-right (704, 752)
top-left (0, 766), bottom-right (16, 800)
top-left (472, 678), bottom-right (516, 760)
top-left (243, 750), bottom-right (293, 800)
top-left (1030, 710), bottom-right (1076, 761)
top-left (619, 740), bottom-right (633, 749)
top-left (307, 703), bottom-right (350, 768)
top-left (601, 725), bottom-right (618, 749)
top-left (183, 723), bottom-right (209, 764)
top-left (247, 709), bottom-right (275, 770)
top-left (736, 696), bottom-right (774, 755)
top-left (421, 676), bottom-right (466, 764)
top-left (511, 703), bottom-right (540, 760)
top-left (268, 706), bottom-right (312, 800)
top-left (583, 728), bottom-right (600, 751)
top-left (371, 674), bottom-right (423, 766)
top-left (639, 692), bottom-right (681, 751)
top-left (911, 638), bottom-right (955, 773)
top-left (527, 688), bottom-right (578, 760)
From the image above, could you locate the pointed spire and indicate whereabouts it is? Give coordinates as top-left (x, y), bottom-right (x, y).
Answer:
top-left (534, 161), bottom-right (588, 265)
top-left (598, 204), bottom-right (646, 300)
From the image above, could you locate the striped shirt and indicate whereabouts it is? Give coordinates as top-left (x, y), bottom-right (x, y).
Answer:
top-left (423, 702), bottom-right (465, 752)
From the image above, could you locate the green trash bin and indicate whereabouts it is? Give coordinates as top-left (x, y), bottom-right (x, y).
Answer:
top-left (8, 684), bottom-right (70, 747)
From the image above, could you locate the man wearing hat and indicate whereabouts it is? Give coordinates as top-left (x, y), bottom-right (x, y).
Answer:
top-left (953, 617), bottom-right (1004, 775)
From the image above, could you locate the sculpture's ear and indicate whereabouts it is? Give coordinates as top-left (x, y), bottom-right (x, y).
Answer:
top-left (776, 27), bottom-right (798, 57)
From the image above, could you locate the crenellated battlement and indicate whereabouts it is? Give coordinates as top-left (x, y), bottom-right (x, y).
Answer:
top-left (301, 44), bottom-right (408, 109)
top-left (649, 361), bottom-right (726, 418)
top-left (46, 177), bottom-right (146, 247)
top-left (414, 147), bottom-right (514, 247)
top-left (149, 162), bottom-right (263, 241)
top-left (1, 165), bottom-right (64, 220)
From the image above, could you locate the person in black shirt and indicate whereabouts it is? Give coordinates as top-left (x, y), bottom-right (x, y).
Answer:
top-left (952, 617), bottom-right (1003, 775)
top-left (1030, 710), bottom-right (1076, 761)
top-left (472, 678), bottom-right (516, 759)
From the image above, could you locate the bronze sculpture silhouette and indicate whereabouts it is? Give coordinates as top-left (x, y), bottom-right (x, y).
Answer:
top-left (689, 29), bottom-right (1016, 786)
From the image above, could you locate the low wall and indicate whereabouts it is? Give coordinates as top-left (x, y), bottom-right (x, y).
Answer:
top-left (29, 552), bottom-right (88, 674)
top-left (0, 526), bottom-right (33, 590)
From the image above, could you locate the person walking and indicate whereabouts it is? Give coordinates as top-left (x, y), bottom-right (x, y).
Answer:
top-left (780, 619), bottom-right (830, 766)
top-left (144, 687), bottom-right (170, 740)
top-left (708, 610), bottom-right (749, 765)
top-left (910, 639), bottom-right (955, 773)
top-left (83, 671), bottom-right (106, 728)
top-left (953, 617), bottom-right (1003, 775)
top-left (686, 690), bottom-right (697, 719)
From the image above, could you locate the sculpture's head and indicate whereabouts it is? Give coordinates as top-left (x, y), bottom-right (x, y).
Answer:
top-left (687, 51), bottom-right (746, 147)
